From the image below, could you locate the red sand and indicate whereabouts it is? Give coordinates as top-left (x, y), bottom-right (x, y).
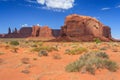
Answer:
top-left (0, 42), bottom-right (120, 80)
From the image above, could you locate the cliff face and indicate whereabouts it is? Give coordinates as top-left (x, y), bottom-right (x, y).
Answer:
top-left (31, 26), bottom-right (40, 37)
top-left (60, 14), bottom-right (112, 41)
top-left (31, 25), bottom-right (59, 38)
top-left (19, 27), bottom-right (32, 38)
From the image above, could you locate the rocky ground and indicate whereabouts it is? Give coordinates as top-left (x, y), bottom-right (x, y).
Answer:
top-left (0, 39), bottom-right (120, 80)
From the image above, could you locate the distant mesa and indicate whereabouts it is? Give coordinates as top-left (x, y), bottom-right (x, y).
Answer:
top-left (0, 14), bottom-right (118, 41)
top-left (0, 26), bottom-right (60, 38)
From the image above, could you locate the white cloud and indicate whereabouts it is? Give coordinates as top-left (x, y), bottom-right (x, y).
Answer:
top-left (116, 5), bottom-right (120, 8)
top-left (25, 0), bottom-right (37, 3)
top-left (22, 24), bottom-right (28, 27)
top-left (101, 7), bottom-right (111, 11)
top-left (36, 0), bottom-right (75, 10)
top-left (93, 16), bottom-right (100, 20)
top-left (37, 0), bottom-right (45, 4)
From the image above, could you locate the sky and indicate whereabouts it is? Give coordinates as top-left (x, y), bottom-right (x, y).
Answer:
top-left (0, 0), bottom-right (120, 39)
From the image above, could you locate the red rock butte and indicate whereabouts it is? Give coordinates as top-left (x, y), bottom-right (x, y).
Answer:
top-left (0, 14), bottom-right (118, 41)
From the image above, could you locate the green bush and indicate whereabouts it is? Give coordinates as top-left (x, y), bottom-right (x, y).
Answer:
top-left (94, 38), bottom-right (101, 44)
top-left (32, 46), bottom-right (58, 52)
top-left (65, 51), bottom-right (118, 74)
top-left (65, 47), bottom-right (87, 55)
top-left (38, 50), bottom-right (48, 57)
top-left (10, 41), bottom-right (19, 46)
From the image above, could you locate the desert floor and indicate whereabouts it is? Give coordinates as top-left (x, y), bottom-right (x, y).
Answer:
top-left (0, 39), bottom-right (120, 80)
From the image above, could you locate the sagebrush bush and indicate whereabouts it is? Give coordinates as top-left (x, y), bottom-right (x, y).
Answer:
top-left (38, 50), bottom-right (48, 57)
top-left (10, 41), bottom-right (19, 46)
top-left (32, 46), bottom-right (58, 52)
top-left (100, 47), bottom-right (107, 51)
top-left (65, 47), bottom-right (87, 55)
top-left (65, 51), bottom-right (118, 74)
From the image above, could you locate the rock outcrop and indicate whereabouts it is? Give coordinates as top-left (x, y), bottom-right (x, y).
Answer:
top-left (60, 14), bottom-right (112, 41)
top-left (31, 26), bottom-right (40, 37)
top-left (39, 26), bottom-right (54, 37)
top-left (19, 27), bottom-right (32, 38)
top-left (31, 25), bottom-right (54, 38)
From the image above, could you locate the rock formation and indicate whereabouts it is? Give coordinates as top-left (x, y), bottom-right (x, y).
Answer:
top-left (39, 26), bottom-right (53, 37)
top-left (19, 27), bottom-right (32, 38)
top-left (31, 25), bottom-right (40, 37)
top-left (0, 14), bottom-right (118, 42)
top-left (8, 27), bottom-right (11, 34)
top-left (3, 27), bottom-right (32, 38)
top-left (60, 14), bottom-right (112, 41)
top-left (31, 25), bottom-right (59, 38)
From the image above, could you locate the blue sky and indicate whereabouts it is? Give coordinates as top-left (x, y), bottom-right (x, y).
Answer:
top-left (0, 0), bottom-right (120, 39)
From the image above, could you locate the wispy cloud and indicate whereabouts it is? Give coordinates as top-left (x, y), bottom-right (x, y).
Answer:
top-left (101, 7), bottom-right (111, 11)
top-left (0, 0), bottom-right (8, 1)
top-left (93, 16), bottom-right (100, 20)
top-left (25, 0), bottom-right (37, 4)
top-left (0, 0), bottom-right (15, 2)
top-left (116, 5), bottom-right (120, 8)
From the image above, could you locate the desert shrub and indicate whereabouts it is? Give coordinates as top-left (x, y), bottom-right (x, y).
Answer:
top-left (65, 47), bottom-right (87, 55)
top-left (94, 38), bottom-right (101, 44)
top-left (103, 60), bottom-right (118, 72)
top-left (100, 47), bottom-right (107, 51)
top-left (65, 49), bottom-right (71, 53)
top-left (32, 46), bottom-right (58, 52)
top-left (31, 44), bottom-right (37, 47)
top-left (21, 58), bottom-right (30, 64)
top-left (65, 51), bottom-right (118, 74)
top-left (10, 41), bottom-right (19, 46)
top-left (95, 52), bottom-right (109, 59)
top-left (33, 58), bottom-right (37, 60)
top-left (37, 42), bottom-right (44, 46)
top-left (53, 54), bottom-right (61, 59)
top-left (0, 52), bottom-right (5, 55)
top-left (11, 47), bottom-right (19, 53)
top-left (21, 69), bottom-right (30, 74)
top-left (38, 50), bottom-right (48, 57)
top-left (5, 45), bottom-right (10, 49)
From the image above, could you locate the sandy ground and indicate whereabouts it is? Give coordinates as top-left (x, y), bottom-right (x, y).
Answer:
top-left (0, 41), bottom-right (120, 80)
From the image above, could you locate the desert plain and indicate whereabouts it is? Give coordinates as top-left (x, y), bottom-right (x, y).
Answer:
top-left (0, 38), bottom-right (120, 80)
